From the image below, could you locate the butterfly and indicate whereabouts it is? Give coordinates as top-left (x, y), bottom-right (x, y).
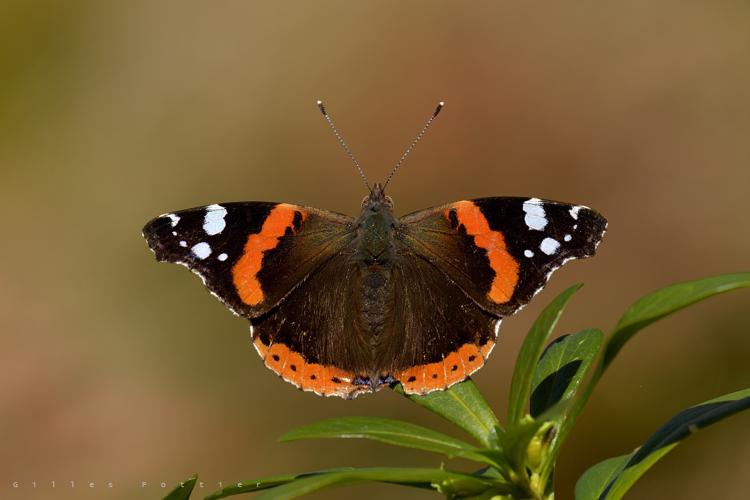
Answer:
top-left (143, 102), bottom-right (607, 399)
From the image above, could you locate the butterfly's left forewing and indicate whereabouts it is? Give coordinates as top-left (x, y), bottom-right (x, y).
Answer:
top-left (400, 196), bottom-right (607, 317)
top-left (142, 202), bottom-right (355, 319)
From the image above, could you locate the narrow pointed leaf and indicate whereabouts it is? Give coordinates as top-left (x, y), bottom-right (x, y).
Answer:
top-left (257, 468), bottom-right (504, 500)
top-left (204, 469), bottom-right (356, 499)
top-left (207, 467), bottom-right (506, 500)
top-left (163, 474), bottom-right (197, 500)
top-left (279, 416), bottom-right (494, 465)
top-left (602, 272), bottom-right (750, 371)
top-left (508, 284), bottom-right (582, 425)
top-left (574, 457), bottom-right (625, 500)
top-left (532, 329), bottom-right (603, 481)
top-left (567, 272), bottom-right (750, 466)
top-left (576, 388), bottom-right (750, 500)
top-left (396, 379), bottom-right (500, 448)
top-left (531, 329), bottom-right (603, 418)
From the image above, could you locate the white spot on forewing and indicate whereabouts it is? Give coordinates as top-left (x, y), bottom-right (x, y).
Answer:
top-left (203, 204), bottom-right (228, 236)
top-left (524, 249), bottom-right (534, 258)
top-left (191, 242), bottom-right (212, 259)
top-left (179, 240), bottom-right (187, 247)
top-left (569, 205), bottom-right (584, 220)
top-left (540, 237), bottom-right (560, 255)
top-left (522, 198), bottom-right (547, 231)
top-left (166, 213), bottom-right (180, 227)
top-left (564, 234), bottom-right (572, 242)
top-left (218, 253), bottom-right (228, 261)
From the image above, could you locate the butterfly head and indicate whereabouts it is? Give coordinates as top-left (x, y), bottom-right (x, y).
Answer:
top-left (361, 182), bottom-right (394, 212)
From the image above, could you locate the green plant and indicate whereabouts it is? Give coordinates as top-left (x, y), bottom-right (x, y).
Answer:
top-left (165, 272), bottom-right (750, 500)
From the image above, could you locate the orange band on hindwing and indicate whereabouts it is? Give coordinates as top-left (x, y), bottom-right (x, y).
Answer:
top-left (395, 341), bottom-right (494, 395)
top-left (232, 204), bottom-right (307, 306)
top-left (448, 201), bottom-right (520, 304)
top-left (443, 351), bottom-right (465, 386)
top-left (252, 338), bottom-right (370, 399)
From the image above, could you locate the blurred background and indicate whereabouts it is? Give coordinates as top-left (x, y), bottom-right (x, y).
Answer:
top-left (1, 1), bottom-right (749, 499)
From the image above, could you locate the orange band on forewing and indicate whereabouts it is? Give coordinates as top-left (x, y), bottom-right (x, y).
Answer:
top-left (232, 205), bottom-right (307, 306)
top-left (449, 201), bottom-right (520, 303)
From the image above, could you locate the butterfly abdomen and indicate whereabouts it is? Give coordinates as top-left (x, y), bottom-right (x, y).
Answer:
top-left (351, 195), bottom-right (400, 346)
top-left (359, 267), bottom-right (394, 344)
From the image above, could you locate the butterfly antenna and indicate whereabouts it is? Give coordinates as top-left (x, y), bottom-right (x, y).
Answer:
top-left (383, 101), bottom-right (444, 190)
top-left (317, 100), bottom-right (371, 192)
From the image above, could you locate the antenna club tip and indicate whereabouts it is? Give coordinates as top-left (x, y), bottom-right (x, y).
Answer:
top-left (316, 100), bottom-right (327, 116)
top-left (433, 101), bottom-right (445, 117)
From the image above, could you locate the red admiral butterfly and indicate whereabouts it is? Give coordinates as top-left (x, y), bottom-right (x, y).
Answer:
top-left (143, 102), bottom-right (607, 399)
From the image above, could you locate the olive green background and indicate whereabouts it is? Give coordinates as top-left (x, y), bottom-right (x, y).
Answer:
top-left (2, 1), bottom-right (749, 499)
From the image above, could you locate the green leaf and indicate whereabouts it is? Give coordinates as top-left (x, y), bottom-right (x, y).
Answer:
top-left (206, 467), bottom-right (507, 500)
top-left (567, 272), bottom-right (750, 468)
top-left (576, 388), bottom-right (750, 500)
top-left (162, 474), bottom-right (197, 500)
top-left (507, 284), bottom-right (582, 426)
top-left (533, 329), bottom-right (603, 483)
top-left (574, 457), bottom-right (625, 500)
top-left (279, 416), bottom-right (497, 466)
top-left (603, 272), bottom-right (750, 372)
top-left (204, 469), bottom-right (355, 499)
top-left (530, 329), bottom-right (603, 418)
top-left (397, 379), bottom-right (501, 448)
